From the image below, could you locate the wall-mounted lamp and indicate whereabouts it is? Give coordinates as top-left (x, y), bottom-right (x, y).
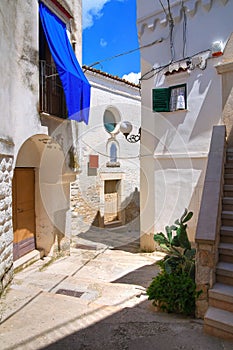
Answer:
top-left (211, 41), bottom-right (224, 57)
top-left (119, 121), bottom-right (141, 143)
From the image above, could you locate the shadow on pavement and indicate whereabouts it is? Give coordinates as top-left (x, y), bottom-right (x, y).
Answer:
top-left (37, 298), bottom-right (231, 350)
top-left (112, 262), bottom-right (158, 288)
top-left (73, 224), bottom-right (141, 253)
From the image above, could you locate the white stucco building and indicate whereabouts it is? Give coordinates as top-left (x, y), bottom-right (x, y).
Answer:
top-left (137, 0), bottom-right (233, 250)
top-left (71, 67), bottom-right (141, 240)
top-left (0, 0), bottom-right (84, 293)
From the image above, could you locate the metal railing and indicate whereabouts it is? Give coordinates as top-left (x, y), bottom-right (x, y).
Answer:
top-left (39, 60), bottom-right (67, 119)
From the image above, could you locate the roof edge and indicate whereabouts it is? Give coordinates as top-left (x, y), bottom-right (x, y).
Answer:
top-left (82, 65), bottom-right (141, 89)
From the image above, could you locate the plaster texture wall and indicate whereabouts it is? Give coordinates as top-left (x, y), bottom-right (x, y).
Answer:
top-left (70, 70), bottom-right (141, 237)
top-left (137, 0), bottom-right (233, 250)
top-left (0, 0), bottom-right (82, 290)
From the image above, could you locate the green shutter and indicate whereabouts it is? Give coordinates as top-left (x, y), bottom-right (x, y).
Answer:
top-left (152, 88), bottom-right (170, 112)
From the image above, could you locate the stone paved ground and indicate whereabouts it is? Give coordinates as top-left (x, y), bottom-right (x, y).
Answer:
top-left (0, 227), bottom-right (233, 350)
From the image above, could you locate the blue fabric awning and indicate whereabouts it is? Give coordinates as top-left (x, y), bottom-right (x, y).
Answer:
top-left (39, 2), bottom-right (91, 124)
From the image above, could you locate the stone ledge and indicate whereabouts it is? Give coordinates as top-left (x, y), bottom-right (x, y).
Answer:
top-left (13, 250), bottom-right (44, 273)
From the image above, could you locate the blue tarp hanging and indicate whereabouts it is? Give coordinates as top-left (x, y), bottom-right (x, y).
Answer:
top-left (39, 2), bottom-right (91, 124)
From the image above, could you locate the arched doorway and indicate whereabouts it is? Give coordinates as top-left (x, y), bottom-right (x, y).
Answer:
top-left (13, 134), bottom-right (74, 260)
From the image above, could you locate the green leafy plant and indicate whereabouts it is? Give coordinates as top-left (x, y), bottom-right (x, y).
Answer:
top-left (147, 272), bottom-right (200, 316)
top-left (147, 209), bottom-right (202, 316)
top-left (154, 208), bottom-right (195, 279)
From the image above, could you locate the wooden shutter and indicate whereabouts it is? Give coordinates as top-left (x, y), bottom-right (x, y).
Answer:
top-left (152, 88), bottom-right (170, 112)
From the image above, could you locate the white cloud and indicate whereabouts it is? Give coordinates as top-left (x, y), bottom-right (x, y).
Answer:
top-left (122, 72), bottom-right (141, 85)
top-left (100, 38), bottom-right (107, 47)
top-left (83, 0), bottom-right (125, 30)
top-left (83, 0), bottom-right (110, 30)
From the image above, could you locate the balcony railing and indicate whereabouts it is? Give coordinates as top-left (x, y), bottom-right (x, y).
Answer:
top-left (39, 60), bottom-right (67, 119)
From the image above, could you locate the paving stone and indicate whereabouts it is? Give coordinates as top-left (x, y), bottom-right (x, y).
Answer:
top-left (0, 234), bottom-right (233, 349)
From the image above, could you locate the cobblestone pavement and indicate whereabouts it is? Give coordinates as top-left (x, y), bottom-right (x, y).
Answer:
top-left (0, 227), bottom-right (233, 350)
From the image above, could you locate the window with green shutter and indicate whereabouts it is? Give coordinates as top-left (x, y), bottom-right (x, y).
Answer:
top-left (152, 84), bottom-right (187, 112)
top-left (153, 88), bottom-right (170, 112)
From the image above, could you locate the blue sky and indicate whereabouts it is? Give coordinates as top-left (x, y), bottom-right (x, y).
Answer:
top-left (82, 0), bottom-right (141, 84)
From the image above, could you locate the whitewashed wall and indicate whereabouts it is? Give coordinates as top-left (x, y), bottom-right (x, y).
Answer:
top-left (137, 0), bottom-right (233, 250)
top-left (0, 0), bottom-right (82, 291)
top-left (71, 69), bottom-right (141, 237)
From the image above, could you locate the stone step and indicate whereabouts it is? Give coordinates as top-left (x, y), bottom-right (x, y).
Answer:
top-left (224, 174), bottom-right (233, 183)
top-left (222, 211), bottom-right (233, 227)
top-left (219, 242), bottom-right (233, 255)
top-left (226, 156), bottom-right (233, 163)
top-left (227, 149), bottom-right (233, 163)
top-left (104, 220), bottom-right (122, 228)
top-left (224, 185), bottom-right (233, 197)
top-left (225, 164), bottom-right (233, 174)
top-left (209, 283), bottom-right (233, 312)
top-left (222, 197), bottom-right (233, 211)
top-left (221, 226), bottom-right (233, 244)
top-left (223, 197), bottom-right (233, 204)
top-left (216, 261), bottom-right (233, 285)
top-left (222, 210), bottom-right (233, 219)
top-left (204, 306), bottom-right (233, 340)
top-left (219, 243), bottom-right (233, 263)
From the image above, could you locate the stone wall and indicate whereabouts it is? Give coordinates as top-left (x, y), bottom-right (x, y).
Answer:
top-left (71, 180), bottom-right (102, 234)
top-left (195, 242), bottom-right (219, 318)
top-left (71, 165), bottom-right (140, 235)
top-left (0, 155), bottom-right (13, 295)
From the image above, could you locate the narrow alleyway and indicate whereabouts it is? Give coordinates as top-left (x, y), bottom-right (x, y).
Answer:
top-left (0, 227), bottom-right (232, 350)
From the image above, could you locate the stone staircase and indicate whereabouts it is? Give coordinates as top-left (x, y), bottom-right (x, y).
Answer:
top-left (204, 148), bottom-right (233, 340)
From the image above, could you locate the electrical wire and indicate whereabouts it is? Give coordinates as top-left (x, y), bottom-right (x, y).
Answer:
top-left (84, 38), bottom-right (164, 72)
top-left (158, 0), bottom-right (175, 62)
top-left (84, 1), bottom-right (176, 73)
top-left (140, 48), bottom-right (211, 81)
top-left (182, 0), bottom-right (187, 59)
top-left (167, 0), bottom-right (175, 62)
top-left (81, 138), bottom-right (140, 160)
top-left (158, 0), bottom-right (167, 16)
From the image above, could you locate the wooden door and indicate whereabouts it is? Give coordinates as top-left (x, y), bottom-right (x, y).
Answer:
top-left (104, 180), bottom-right (119, 224)
top-left (13, 168), bottom-right (36, 260)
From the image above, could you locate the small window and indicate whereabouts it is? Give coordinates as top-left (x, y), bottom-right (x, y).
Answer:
top-left (153, 84), bottom-right (187, 112)
top-left (104, 110), bottom-right (117, 133)
top-left (110, 143), bottom-right (117, 163)
top-left (106, 140), bottom-right (120, 167)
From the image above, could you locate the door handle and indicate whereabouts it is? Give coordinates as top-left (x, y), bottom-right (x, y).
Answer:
top-left (17, 208), bottom-right (23, 213)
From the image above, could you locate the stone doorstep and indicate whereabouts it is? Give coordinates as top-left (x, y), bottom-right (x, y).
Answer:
top-left (13, 249), bottom-right (43, 273)
top-left (205, 306), bottom-right (233, 335)
top-left (104, 220), bottom-right (122, 228)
